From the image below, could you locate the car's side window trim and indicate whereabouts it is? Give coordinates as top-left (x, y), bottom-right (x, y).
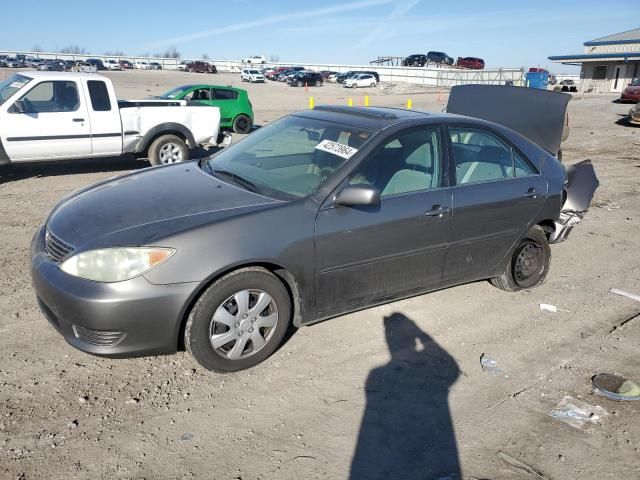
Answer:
top-left (444, 122), bottom-right (540, 187)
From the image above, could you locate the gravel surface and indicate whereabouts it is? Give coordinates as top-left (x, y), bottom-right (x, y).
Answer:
top-left (1, 69), bottom-right (639, 479)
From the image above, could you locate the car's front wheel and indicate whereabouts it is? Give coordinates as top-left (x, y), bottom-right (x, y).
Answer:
top-left (185, 268), bottom-right (291, 372)
top-left (491, 225), bottom-right (551, 291)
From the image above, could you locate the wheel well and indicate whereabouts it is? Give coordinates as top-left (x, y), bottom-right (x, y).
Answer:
top-left (139, 131), bottom-right (188, 157)
top-left (537, 220), bottom-right (556, 239)
top-left (176, 263), bottom-right (302, 350)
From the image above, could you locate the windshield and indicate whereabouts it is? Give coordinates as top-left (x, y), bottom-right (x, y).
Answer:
top-left (0, 74), bottom-right (31, 106)
top-left (158, 86), bottom-right (191, 99)
top-left (202, 116), bottom-right (374, 199)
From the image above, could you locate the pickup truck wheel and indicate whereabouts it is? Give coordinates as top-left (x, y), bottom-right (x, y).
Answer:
top-left (490, 225), bottom-right (551, 292)
top-left (233, 115), bottom-right (252, 134)
top-left (148, 134), bottom-right (189, 166)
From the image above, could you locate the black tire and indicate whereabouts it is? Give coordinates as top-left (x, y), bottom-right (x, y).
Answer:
top-left (296, 80), bottom-right (303, 88)
top-left (232, 114), bottom-right (252, 134)
top-left (491, 225), bottom-right (551, 292)
top-left (185, 267), bottom-right (291, 372)
top-left (370, 82), bottom-right (376, 88)
top-left (147, 134), bottom-right (189, 166)
top-left (315, 80), bottom-right (321, 87)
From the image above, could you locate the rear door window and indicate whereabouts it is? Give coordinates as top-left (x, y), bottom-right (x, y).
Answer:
top-left (450, 127), bottom-right (515, 184)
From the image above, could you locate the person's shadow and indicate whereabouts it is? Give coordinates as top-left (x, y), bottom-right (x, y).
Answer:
top-left (350, 313), bottom-right (461, 480)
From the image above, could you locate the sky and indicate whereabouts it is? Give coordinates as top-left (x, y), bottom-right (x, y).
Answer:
top-left (1, 0), bottom-right (638, 74)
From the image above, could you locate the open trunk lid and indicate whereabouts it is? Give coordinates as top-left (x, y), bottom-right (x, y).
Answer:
top-left (446, 85), bottom-right (570, 155)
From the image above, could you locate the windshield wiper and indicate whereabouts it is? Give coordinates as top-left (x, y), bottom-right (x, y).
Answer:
top-left (209, 167), bottom-right (260, 194)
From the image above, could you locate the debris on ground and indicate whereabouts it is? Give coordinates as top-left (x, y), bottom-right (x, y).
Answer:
top-left (548, 395), bottom-right (607, 430)
top-left (480, 354), bottom-right (508, 377)
top-left (592, 373), bottom-right (640, 401)
top-left (609, 288), bottom-right (640, 303)
top-left (497, 451), bottom-right (549, 480)
top-left (539, 303), bottom-right (569, 313)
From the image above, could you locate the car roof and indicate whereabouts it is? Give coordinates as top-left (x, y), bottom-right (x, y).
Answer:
top-left (174, 84), bottom-right (245, 93)
top-left (10, 71), bottom-right (106, 80)
top-left (296, 106), bottom-right (438, 130)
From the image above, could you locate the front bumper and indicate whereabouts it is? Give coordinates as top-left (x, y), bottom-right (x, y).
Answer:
top-left (30, 226), bottom-right (198, 357)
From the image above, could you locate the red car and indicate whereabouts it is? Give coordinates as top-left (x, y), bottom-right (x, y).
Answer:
top-left (266, 66), bottom-right (290, 80)
top-left (189, 61), bottom-right (217, 74)
top-left (456, 57), bottom-right (485, 69)
top-left (621, 78), bottom-right (640, 103)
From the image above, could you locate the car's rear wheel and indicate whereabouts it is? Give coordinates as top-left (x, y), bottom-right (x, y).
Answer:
top-left (370, 82), bottom-right (376, 87)
top-left (491, 225), bottom-right (551, 291)
top-left (185, 267), bottom-right (291, 372)
top-left (233, 114), bottom-right (252, 134)
top-left (148, 134), bottom-right (189, 166)
top-left (296, 80), bottom-right (303, 87)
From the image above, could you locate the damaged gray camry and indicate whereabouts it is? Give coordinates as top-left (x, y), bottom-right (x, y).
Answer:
top-left (31, 85), bottom-right (599, 372)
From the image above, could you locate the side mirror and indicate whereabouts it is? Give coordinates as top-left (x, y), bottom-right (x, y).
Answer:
top-left (334, 185), bottom-right (380, 207)
top-left (10, 100), bottom-right (26, 114)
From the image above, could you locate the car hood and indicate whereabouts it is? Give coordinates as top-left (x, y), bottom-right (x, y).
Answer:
top-left (47, 162), bottom-right (279, 249)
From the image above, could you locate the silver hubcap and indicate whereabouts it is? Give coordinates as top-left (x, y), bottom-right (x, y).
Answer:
top-left (159, 143), bottom-right (183, 164)
top-left (209, 289), bottom-right (278, 360)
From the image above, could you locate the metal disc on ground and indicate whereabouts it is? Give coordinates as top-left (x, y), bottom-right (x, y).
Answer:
top-left (592, 373), bottom-right (640, 401)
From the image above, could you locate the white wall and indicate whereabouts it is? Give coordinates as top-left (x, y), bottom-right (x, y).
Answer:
top-left (0, 50), bottom-right (525, 86)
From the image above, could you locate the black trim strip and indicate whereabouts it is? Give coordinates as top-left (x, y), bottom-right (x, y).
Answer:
top-left (7, 134), bottom-right (92, 141)
top-left (7, 132), bottom-right (127, 142)
top-left (124, 130), bottom-right (139, 136)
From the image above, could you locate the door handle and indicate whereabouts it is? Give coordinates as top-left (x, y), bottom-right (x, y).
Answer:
top-left (522, 187), bottom-right (538, 199)
top-left (72, 118), bottom-right (85, 122)
top-left (425, 205), bottom-right (451, 217)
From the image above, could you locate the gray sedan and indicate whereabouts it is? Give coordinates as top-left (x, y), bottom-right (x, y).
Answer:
top-left (31, 93), bottom-right (598, 372)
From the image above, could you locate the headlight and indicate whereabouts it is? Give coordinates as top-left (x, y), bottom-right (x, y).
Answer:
top-left (60, 247), bottom-right (175, 282)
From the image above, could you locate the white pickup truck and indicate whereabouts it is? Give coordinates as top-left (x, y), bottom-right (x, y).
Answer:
top-left (0, 72), bottom-right (220, 166)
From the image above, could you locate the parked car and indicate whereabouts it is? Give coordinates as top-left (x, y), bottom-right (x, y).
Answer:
top-left (5, 57), bottom-right (21, 68)
top-left (344, 73), bottom-right (377, 88)
top-left (104, 59), bottom-right (122, 70)
top-left (455, 57), bottom-right (485, 69)
top-left (149, 62), bottom-right (162, 70)
top-left (25, 58), bottom-right (44, 68)
top-left (0, 72), bottom-right (221, 166)
top-left (277, 67), bottom-right (304, 81)
top-left (86, 58), bottom-right (107, 70)
top-left (63, 60), bottom-right (76, 71)
top-left (243, 55), bottom-right (266, 64)
top-left (266, 66), bottom-right (291, 80)
top-left (189, 61), bottom-right (217, 74)
top-left (37, 60), bottom-right (66, 72)
top-left (621, 78), bottom-right (640, 103)
top-left (134, 61), bottom-right (150, 70)
top-left (241, 69), bottom-right (265, 83)
top-left (155, 84), bottom-right (254, 134)
top-left (319, 70), bottom-right (338, 80)
top-left (337, 71), bottom-right (380, 84)
top-left (30, 91), bottom-right (599, 373)
top-left (288, 71), bottom-right (323, 87)
top-left (427, 51), bottom-right (454, 65)
top-left (403, 54), bottom-right (427, 67)
top-left (177, 60), bottom-right (191, 71)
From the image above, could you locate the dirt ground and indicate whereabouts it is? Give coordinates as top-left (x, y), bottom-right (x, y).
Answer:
top-left (1, 69), bottom-right (639, 480)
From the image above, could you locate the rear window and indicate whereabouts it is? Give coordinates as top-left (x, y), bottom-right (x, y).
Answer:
top-left (87, 80), bottom-right (111, 111)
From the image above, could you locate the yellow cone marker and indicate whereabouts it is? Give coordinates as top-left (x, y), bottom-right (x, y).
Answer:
top-left (407, 99), bottom-right (413, 109)
top-left (365, 95), bottom-right (369, 107)
top-left (309, 96), bottom-right (314, 109)
top-left (348, 98), bottom-right (353, 107)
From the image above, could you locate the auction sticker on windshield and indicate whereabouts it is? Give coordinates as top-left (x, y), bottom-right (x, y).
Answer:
top-left (315, 140), bottom-right (358, 160)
